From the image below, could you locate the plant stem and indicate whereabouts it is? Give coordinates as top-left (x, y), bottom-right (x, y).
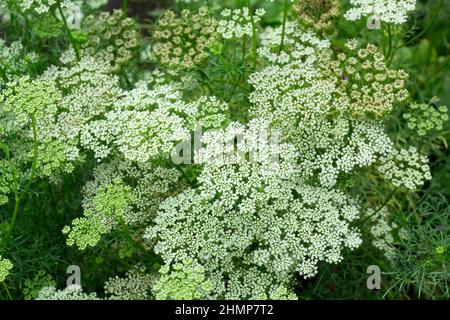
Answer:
top-left (246, 0), bottom-right (258, 68)
top-left (2, 283), bottom-right (13, 300)
top-left (8, 117), bottom-right (39, 236)
top-left (1, 143), bottom-right (20, 238)
top-left (56, 2), bottom-right (80, 61)
top-left (279, 0), bottom-right (289, 53)
top-left (122, 0), bottom-right (128, 14)
top-left (386, 23), bottom-right (392, 59)
top-left (358, 188), bottom-right (398, 226)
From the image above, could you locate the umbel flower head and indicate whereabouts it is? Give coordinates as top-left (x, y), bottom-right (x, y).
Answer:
top-left (153, 7), bottom-right (218, 69)
top-left (82, 9), bottom-right (140, 72)
top-left (344, 0), bottom-right (416, 24)
top-left (145, 121), bottom-right (362, 298)
top-left (293, 0), bottom-right (341, 32)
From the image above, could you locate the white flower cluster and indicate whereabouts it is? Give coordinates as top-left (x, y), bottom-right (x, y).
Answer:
top-left (344, 0), bottom-right (416, 24)
top-left (365, 207), bottom-right (399, 260)
top-left (258, 21), bottom-right (330, 64)
top-left (82, 83), bottom-right (228, 162)
top-left (218, 8), bottom-right (265, 39)
top-left (379, 147), bottom-right (431, 190)
top-left (36, 285), bottom-right (100, 300)
top-left (153, 259), bottom-right (214, 300)
top-left (0, 40), bottom-right (38, 88)
top-left (249, 46), bottom-right (395, 186)
top-left (194, 118), bottom-right (282, 168)
top-left (146, 138), bottom-right (362, 298)
top-left (63, 157), bottom-right (185, 250)
top-left (16, 0), bottom-right (73, 15)
top-left (104, 266), bottom-right (156, 300)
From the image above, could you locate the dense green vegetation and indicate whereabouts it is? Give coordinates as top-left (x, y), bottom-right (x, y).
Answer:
top-left (0, 0), bottom-right (448, 300)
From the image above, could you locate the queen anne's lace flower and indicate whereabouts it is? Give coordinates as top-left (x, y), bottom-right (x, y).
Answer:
top-left (153, 7), bottom-right (218, 69)
top-left (344, 0), bottom-right (416, 24)
top-left (104, 266), bottom-right (156, 300)
top-left (403, 103), bottom-right (449, 136)
top-left (293, 0), bottom-right (341, 32)
top-left (36, 285), bottom-right (100, 300)
top-left (153, 259), bottom-right (214, 300)
top-left (145, 130), bottom-right (362, 298)
top-left (365, 207), bottom-right (400, 260)
top-left (82, 10), bottom-right (140, 72)
top-left (379, 147), bottom-right (431, 190)
top-left (218, 8), bottom-right (265, 39)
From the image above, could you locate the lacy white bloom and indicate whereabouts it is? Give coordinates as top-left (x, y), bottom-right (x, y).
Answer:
top-left (104, 266), bottom-right (156, 300)
top-left (344, 0), bottom-right (416, 24)
top-left (258, 21), bottom-right (330, 65)
top-left (36, 286), bottom-right (100, 300)
top-left (218, 8), bottom-right (265, 39)
top-left (17, 0), bottom-right (72, 15)
top-left (379, 147), bottom-right (431, 190)
top-left (145, 141), bottom-right (362, 298)
top-left (365, 207), bottom-right (399, 260)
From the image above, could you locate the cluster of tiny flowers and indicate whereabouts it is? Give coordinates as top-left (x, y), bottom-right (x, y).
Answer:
top-left (293, 0), bottom-right (341, 32)
top-left (104, 266), bottom-right (156, 300)
top-left (218, 7), bottom-right (265, 39)
top-left (319, 39), bottom-right (409, 116)
top-left (23, 271), bottom-right (56, 300)
top-left (221, 267), bottom-right (297, 300)
top-left (145, 142), bottom-right (362, 298)
top-left (39, 52), bottom-right (121, 156)
top-left (0, 76), bottom-right (60, 126)
top-left (82, 10), bottom-right (140, 72)
top-left (344, 0), bottom-right (416, 24)
top-left (258, 21), bottom-right (330, 65)
top-left (403, 103), bottom-right (449, 136)
top-left (63, 157), bottom-right (184, 250)
top-left (16, 0), bottom-right (60, 14)
top-left (152, 7), bottom-right (218, 69)
top-left (0, 160), bottom-right (13, 205)
top-left (153, 259), bottom-right (214, 300)
top-left (296, 118), bottom-right (394, 187)
top-left (0, 255), bottom-right (13, 282)
top-left (36, 285), bottom-right (100, 300)
top-left (365, 207), bottom-right (400, 260)
top-left (0, 40), bottom-right (38, 88)
top-left (63, 178), bottom-right (136, 250)
top-left (379, 147), bottom-right (431, 190)
top-left (249, 40), bottom-right (396, 186)
top-left (194, 118), bottom-right (282, 168)
top-left (82, 83), bottom-right (228, 162)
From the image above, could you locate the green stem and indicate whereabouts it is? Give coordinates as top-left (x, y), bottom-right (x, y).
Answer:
top-left (8, 117), bottom-right (39, 236)
top-left (23, 117), bottom-right (39, 198)
top-left (122, 0), bottom-right (128, 14)
top-left (386, 23), bottom-right (393, 65)
top-left (56, 2), bottom-right (80, 61)
top-left (2, 283), bottom-right (13, 300)
top-left (279, 0), bottom-right (289, 53)
top-left (246, 0), bottom-right (258, 68)
top-left (0, 66), bottom-right (9, 83)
